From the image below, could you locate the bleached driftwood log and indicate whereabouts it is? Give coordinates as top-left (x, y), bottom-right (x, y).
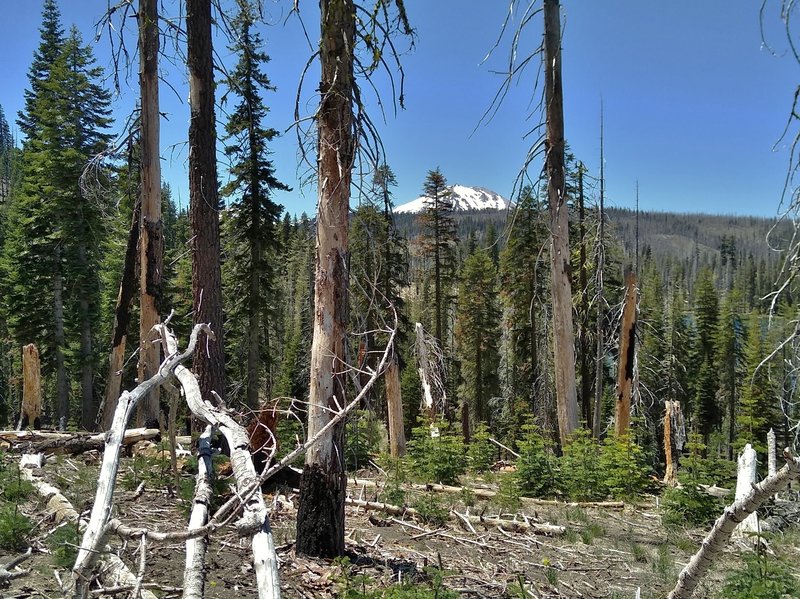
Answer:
top-left (768, 429), bottom-right (776, 477)
top-left (0, 548), bottom-right (32, 585)
top-left (72, 324), bottom-right (210, 599)
top-left (732, 443), bottom-right (758, 537)
top-left (19, 456), bottom-right (157, 599)
top-left (183, 426), bottom-right (214, 599)
top-left (162, 325), bottom-right (280, 599)
top-left (0, 428), bottom-right (161, 454)
top-left (668, 449), bottom-right (800, 599)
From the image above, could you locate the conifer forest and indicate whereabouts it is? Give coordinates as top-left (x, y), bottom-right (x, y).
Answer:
top-left (3, 1), bottom-right (800, 598)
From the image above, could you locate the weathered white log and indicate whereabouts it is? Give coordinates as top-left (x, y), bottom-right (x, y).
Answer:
top-left (767, 429), bottom-right (776, 477)
top-left (20, 456), bottom-right (157, 599)
top-left (161, 325), bottom-right (280, 599)
top-left (72, 324), bottom-right (210, 599)
top-left (183, 426), bottom-right (213, 599)
top-left (732, 443), bottom-right (759, 537)
top-left (19, 343), bottom-right (42, 429)
top-left (0, 548), bottom-right (32, 584)
top-left (668, 449), bottom-right (800, 599)
top-left (489, 437), bottom-right (520, 459)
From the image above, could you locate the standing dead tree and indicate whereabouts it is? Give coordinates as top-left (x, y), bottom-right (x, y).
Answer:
top-left (19, 344), bottom-right (42, 430)
top-left (615, 271), bottom-right (637, 436)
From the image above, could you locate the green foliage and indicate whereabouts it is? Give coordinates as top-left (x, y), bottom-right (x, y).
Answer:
top-left (661, 434), bottom-right (722, 528)
top-left (559, 429), bottom-right (606, 501)
top-left (652, 544), bottom-right (675, 584)
top-left (0, 461), bottom-right (34, 503)
top-left (48, 523), bottom-right (80, 568)
top-left (345, 410), bottom-right (384, 471)
top-left (600, 434), bottom-right (650, 500)
top-left (413, 494), bottom-right (449, 527)
top-left (466, 422), bottom-right (495, 473)
top-left (379, 456), bottom-right (408, 507)
top-left (0, 505), bottom-right (33, 551)
top-left (514, 424), bottom-right (557, 498)
top-left (720, 550), bottom-right (800, 599)
top-left (494, 474), bottom-right (522, 513)
top-left (335, 557), bottom-right (458, 599)
top-left (407, 423), bottom-right (465, 485)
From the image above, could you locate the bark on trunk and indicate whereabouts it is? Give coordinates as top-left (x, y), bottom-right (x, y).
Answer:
top-left (615, 272), bottom-right (637, 436)
top-left (20, 344), bottom-right (42, 430)
top-left (188, 0), bottom-right (225, 409)
top-left (136, 0), bottom-right (162, 427)
top-left (768, 428), bottom-right (776, 477)
top-left (663, 400), bottom-right (680, 487)
top-left (385, 352), bottom-right (406, 457)
top-left (732, 443), bottom-right (759, 537)
top-left (296, 0), bottom-right (355, 559)
top-left (543, 0), bottom-right (579, 445)
top-left (79, 295), bottom-right (95, 431)
top-left (102, 198), bottom-right (141, 431)
top-left (54, 250), bottom-right (69, 430)
top-left (577, 167), bottom-right (591, 426)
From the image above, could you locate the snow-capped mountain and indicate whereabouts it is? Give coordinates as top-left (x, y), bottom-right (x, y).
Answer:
top-left (394, 185), bottom-right (510, 214)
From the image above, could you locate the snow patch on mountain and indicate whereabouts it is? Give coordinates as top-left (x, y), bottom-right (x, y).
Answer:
top-left (394, 185), bottom-right (510, 214)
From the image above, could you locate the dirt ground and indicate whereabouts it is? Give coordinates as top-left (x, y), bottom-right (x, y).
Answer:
top-left (0, 448), bottom-right (766, 599)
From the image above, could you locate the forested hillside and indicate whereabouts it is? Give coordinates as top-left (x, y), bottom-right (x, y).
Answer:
top-left (2, 1), bottom-right (800, 598)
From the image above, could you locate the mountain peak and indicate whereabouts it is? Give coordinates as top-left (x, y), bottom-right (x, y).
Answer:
top-left (394, 184), bottom-right (510, 214)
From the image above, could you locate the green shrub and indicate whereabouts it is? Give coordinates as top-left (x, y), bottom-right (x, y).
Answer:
top-left (661, 434), bottom-right (722, 528)
top-left (48, 524), bottom-right (80, 568)
top-left (0, 463), bottom-right (34, 503)
top-left (467, 423), bottom-right (495, 473)
top-left (495, 474), bottom-right (522, 513)
top-left (407, 423), bottom-right (465, 485)
top-left (380, 457), bottom-right (408, 507)
top-left (514, 425), bottom-right (557, 498)
top-left (600, 434), bottom-right (650, 500)
top-left (413, 494), bottom-right (449, 527)
top-left (720, 551), bottom-right (800, 599)
top-left (559, 429), bottom-right (606, 501)
top-left (346, 410), bottom-right (384, 471)
top-left (0, 505), bottom-right (33, 551)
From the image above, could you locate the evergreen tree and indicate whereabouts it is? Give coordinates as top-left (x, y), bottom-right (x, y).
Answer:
top-left (220, 0), bottom-right (288, 407)
top-left (2, 16), bottom-right (112, 427)
top-left (692, 267), bottom-right (720, 442)
top-left (418, 168), bottom-right (457, 346)
top-left (735, 313), bottom-right (773, 453)
top-left (455, 248), bottom-right (501, 440)
top-left (714, 290), bottom-right (745, 458)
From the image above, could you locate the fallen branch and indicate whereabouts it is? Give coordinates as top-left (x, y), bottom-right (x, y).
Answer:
top-left (0, 549), bottom-right (32, 585)
top-left (668, 449), bottom-right (800, 599)
top-left (183, 426), bottom-right (214, 599)
top-left (72, 323), bottom-right (210, 599)
top-left (345, 498), bottom-right (565, 536)
top-left (0, 428), bottom-right (161, 454)
top-left (19, 458), bottom-right (157, 599)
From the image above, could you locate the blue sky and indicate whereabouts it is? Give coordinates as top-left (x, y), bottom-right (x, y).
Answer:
top-left (0, 1), bottom-right (796, 217)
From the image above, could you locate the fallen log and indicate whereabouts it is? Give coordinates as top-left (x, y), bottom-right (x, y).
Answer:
top-left (0, 428), bottom-right (161, 454)
top-left (183, 426), bottom-right (214, 599)
top-left (19, 456), bottom-right (157, 599)
top-left (345, 498), bottom-right (565, 536)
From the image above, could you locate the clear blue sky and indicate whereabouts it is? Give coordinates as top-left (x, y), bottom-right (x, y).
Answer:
top-left (0, 1), bottom-right (796, 217)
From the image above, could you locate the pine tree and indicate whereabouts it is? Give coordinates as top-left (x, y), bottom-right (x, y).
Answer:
top-left (692, 267), bottom-right (720, 442)
top-left (455, 248), bottom-right (501, 441)
top-left (714, 290), bottom-right (745, 458)
top-left (735, 313), bottom-right (773, 454)
top-left (221, 0), bottom-right (288, 408)
top-left (418, 168), bottom-right (457, 347)
top-left (2, 13), bottom-right (112, 427)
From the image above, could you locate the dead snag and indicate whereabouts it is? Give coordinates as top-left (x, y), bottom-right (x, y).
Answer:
top-left (615, 271), bottom-right (637, 436)
top-left (19, 344), bottom-right (42, 430)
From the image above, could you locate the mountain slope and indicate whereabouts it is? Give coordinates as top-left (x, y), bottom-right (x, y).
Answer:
top-left (394, 184), bottom-right (510, 214)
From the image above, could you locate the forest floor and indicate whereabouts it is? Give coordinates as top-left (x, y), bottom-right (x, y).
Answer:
top-left (0, 444), bottom-right (791, 599)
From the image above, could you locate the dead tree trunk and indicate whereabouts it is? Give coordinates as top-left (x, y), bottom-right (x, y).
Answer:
top-left (19, 344), bottom-right (41, 430)
top-left (592, 101), bottom-right (606, 439)
top-left (295, 0), bottom-right (355, 559)
top-left (543, 0), bottom-right (579, 445)
top-left (577, 165), bottom-right (591, 426)
top-left (663, 400), bottom-right (683, 487)
top-left (188, 0), bottom-right (225, 408)
top-left (136, 0), bottom-right (162, 427)
top-left (615, 271), bottom-right (637, 436)
top-left (385, 349), bottom-right (406, 457)
top-left (732, 443), bottom-right (759, 537)
top-left (183, 426), bottom-right (214, 599)
top-left (102, 197), bottom-right (141, 431)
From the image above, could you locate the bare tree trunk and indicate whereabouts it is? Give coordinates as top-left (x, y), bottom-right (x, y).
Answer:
top-left (663, 400), bottom-right (680, 487)
top-left (385, 350), bottom-right (405, 457)
top-left (615, 271), bottom-right (637, 436)
top-left (295, 0), bottom-right (355, 559)
top-left (577, 165), bottom-right (591, 426)
top-left (732, 443), bottom-right (758, 537)
top-left (137, 0), bottom-right (162, 427)
top-left (188, 0), bottom-right (225, 412)
top-left (20, 344), bottom-right (41, 430)
top-left (102, 198), bottom-right (141, 431)
top-left (183, 426), bottom-right (213, 599)
top-left (54, 249), bottom-right (69, 430)
top-left (592, 101), bottom-right (605, 439)
top-left (543, 0), bottom-right (579, 445)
